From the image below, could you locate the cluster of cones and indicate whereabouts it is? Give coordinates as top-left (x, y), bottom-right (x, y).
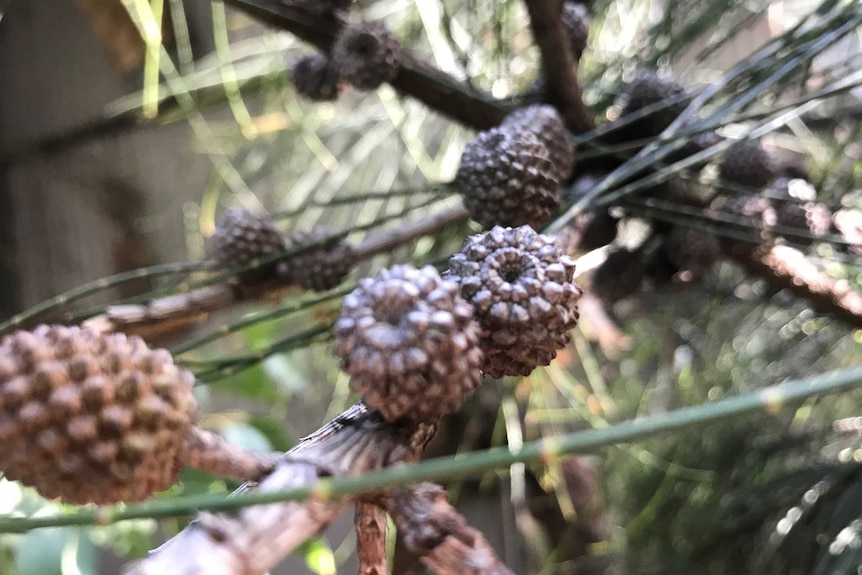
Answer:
top-left (289, 2), bottom-right (401, 101)
top-left (211, 208), bottom-right (356, 294)
top-left (4, 0), bottom-right (859, 516)
top-left (585, 76), bottom-right (861, 304)
top-left (0, 222), bottom-right (582, 505)
top-left (442, 2), bottom-right (860, 308)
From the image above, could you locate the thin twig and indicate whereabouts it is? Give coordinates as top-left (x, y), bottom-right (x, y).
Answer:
top-left (6, 366), bottom-right (862, 535)
top-left (353, 204), bottom-right (470, 260)
top-left (83, 205), bottom-right (471, 340)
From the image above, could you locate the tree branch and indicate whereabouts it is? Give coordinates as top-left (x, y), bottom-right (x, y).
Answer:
top-left (83, 205), bottom-right (471, 341)
top-left (126, 403), bottom-right (513, 575)
top-left (383, 483), bottom-right (515, 575)
top-left (222, 0), bottom-right (509, 130)
top-left (723, 241), bottom-right (862, 327)
top-left (127, 404), bottom-right (429, 575)
top-left (355, 502), bottom-right (389, 575)
top-left (523, 0), bottom-right (594, 133)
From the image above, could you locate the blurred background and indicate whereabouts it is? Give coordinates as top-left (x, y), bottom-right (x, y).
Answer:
top-left (1, 0), bottom-right (862, 573)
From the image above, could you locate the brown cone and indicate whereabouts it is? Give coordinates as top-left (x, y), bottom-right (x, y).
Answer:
top-left (620, 70), bottom-right (689, 139)
top-left (0, 325), bottom-right (198, 504)
top-left (0, 325), bottom-right (279, 504)
top-left (592, 248), bottom-right (646, 303)
top-left (561, 2), bottom-right (591, 61)
top-left (502, 104), bottom-right (576, 181)
top-left (456, 126), bottom-right (561, 229)
top-left (775, 201), bottom-right (831, 245)
top-left (332, 20), bottom-right (401, 90)
top-left (211, 209), bottom-right (287, 284)
top-left (718, 139), bottom-right (776, 189)
top-left (447, 226), bottom-right (582, 378)
top-left (664, 226), bottom-right (720, 281)
top-left (286, 228), bottom-right (356, 291)
top-left (291, 52), bottom-right (341, 102)
top-left (718, 194), bottom-right (777, 242)
top-left (333, 265), bottom-right (483, 423)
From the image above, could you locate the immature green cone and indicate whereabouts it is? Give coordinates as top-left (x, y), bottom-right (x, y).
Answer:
top-left (332, 20), bottom-right (401, 90)
top-left (447, 226), bottom-right (582, 378)
top-left (333, 265), bottom-right (483, 423)
top-left (456, 126), bottom-right (561, 229)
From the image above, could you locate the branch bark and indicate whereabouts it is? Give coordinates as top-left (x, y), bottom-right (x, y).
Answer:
top-left (355, 502), bottom-right (389, 575)
top-left (126, 403), bottom-right (513, 575)
top-left (723, 241), bottom-right (862, 327)
top-left (126, 404), bottom-right (410, 575)
top-left (384, 483), bottom-right (516, 575)
top-left (523, 0), bottom-right (594, 133)
top-left (222, 0), bottom-right (509, 130)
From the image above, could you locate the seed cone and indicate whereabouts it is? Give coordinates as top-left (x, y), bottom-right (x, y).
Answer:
top-left (0, 325), bottom-right (278, 504)
top-left (664, 227), bottom-right (721, 281)
top-left (592, 248), bottom-right (646, 303)
top-left (286, 228), bottom-right (356, 291)
top-left (332, 20), bottom-right (401, 90)
top-left (502, 104), bottom-right (575, 180)
top-left (0, 325), bottom-right (198, 504)
top-left (291, 53), bottom-right (341, 102)
top-left (567, 174), bottom-right (618, 249)
top-left (456, 126), bottom-right (561, 229)
top-left (333, 265), bottom-right (483, 423)
top-left (644, 240), bottom-right (679, 286)
top-left (718, 139), bottom-right (776, 189)
top-left (447, 226), bottom-right (582, 378)
top-left (620, 70), bottom-right (689, 139)
top-left (211, 209), bottom-right (287, 283)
